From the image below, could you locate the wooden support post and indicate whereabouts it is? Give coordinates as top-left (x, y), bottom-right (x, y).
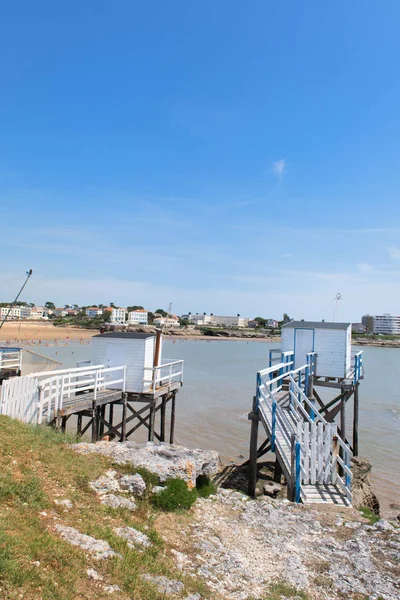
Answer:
top-left (55, 411), bottom-right (62, 431)
top-left (77, 413), bottom-right (82, 437)
top-left (99, 405), bottom-right (106, 437)
top-left (353, 383), bottom-right (359, 457)
top-left (61, 416), bottom-right (67, 433)
top-left (248, 396), bottom-right (259, 497)
top-left (109, 402), bottom-right (114, 432)
top-left (288, 433), bottom-right (296, 502)
top-left (121, 393), bottom-right (127, 441)
top-left (91, 407), bottom-right (98, 442)
top-left (273, 457), bottom-right (283, 483)
top-left (148, 400), bottom-right (156, 442)
top-left (339, 391), bottom-right (346, 476)
top-left (169, 392), bottom-right (176, 444)
top-left (160, 396), bottom-right (166, 442)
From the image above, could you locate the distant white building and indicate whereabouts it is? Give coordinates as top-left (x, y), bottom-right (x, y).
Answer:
top-left (85, 307), bottom-right (104, 318)
top-left (0, 306), bottom-right (21, 319)
top-left (128, 310), bottom-right (148, 325)
top-left (370, 314), bottom-right (400, 335)
top-left (181, 313), bottom-right (248, 327)
top-left (111, 308), bottom-right (127, 324)
top-left (153, 317), bottom-right (180, 328)
top-left (30, 307), bottom-right (47, 320)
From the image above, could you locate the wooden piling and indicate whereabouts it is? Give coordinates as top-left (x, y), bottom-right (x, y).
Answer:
top-left (160, 396), bottom-right (166, 442)
top-left (91, 408), bottom-right (98, 442)
top-left (170, 392), bottom-right (176, 444)
top-left (77, 413), bottom-right (82, 437)
top-left (273, 458), bottom-right (283, 483)
top-left (148, 400), bottom-right (156, 442)
top-left (353, 383), bottom-right (359, 456)
top-left (121, 393), bottom-right (127, 441)
top-left (248, 396), bottom-right (259, 497)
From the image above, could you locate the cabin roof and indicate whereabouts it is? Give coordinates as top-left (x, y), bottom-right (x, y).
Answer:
top-left (282, 320), bottom-right (351, 330)
top-left (92, 332), bottom-right (155, 340)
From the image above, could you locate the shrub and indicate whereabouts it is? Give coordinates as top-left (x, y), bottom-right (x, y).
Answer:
top-left (359, 506), bottom-right (380, 524)
top-left (151, 478), bottom-right (197, 512)
top-left (196, 474), bottom-right (216, 498)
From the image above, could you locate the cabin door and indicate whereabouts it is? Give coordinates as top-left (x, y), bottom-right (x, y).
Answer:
top-left (294, 328), bottom-right (314, 369)
top-left (105, 343), bottom-right (125, 389)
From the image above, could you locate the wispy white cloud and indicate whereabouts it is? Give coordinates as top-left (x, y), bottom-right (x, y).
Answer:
top-left (388, 247), bottom-right (400, 261)
top-left (281, 252), bottom-right (292, 258)
top-left (271, 159), bottom-right (287, 180)
top-left (358, 263), bottom-right (373, 274)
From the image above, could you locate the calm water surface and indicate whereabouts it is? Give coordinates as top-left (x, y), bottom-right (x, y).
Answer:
top-left (13, 338), bottom-right (400, 512)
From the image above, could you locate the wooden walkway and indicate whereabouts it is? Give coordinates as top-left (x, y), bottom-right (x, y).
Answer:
top-left (249, 354), bottom-right (353, 506)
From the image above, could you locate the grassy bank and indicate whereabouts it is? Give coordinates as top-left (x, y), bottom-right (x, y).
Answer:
top-left (0, 416), bottom-right (207, 600)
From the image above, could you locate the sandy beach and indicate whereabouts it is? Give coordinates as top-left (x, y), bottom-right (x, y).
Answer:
top-left (0, 322), bottom-right (96, 343)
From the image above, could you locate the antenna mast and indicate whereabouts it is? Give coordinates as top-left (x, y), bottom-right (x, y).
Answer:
top-left (0, 269), bottom-right (33, 330)
top-left (332, 292), bottom-right (342, 322)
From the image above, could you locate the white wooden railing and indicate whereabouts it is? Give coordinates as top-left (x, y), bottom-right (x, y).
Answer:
top-left (0, 364), bottom-right (126, 425)
top-left (256, 359), bottom-right (352, 503)
top-left (0, 349), bottom-right (22, 372)
top-left (143, 359), bottom-right (184, 393)
top-left (37, 364), bottom-right (126, 424)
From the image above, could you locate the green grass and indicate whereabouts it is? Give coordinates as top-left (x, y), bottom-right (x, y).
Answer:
top-left (151, 478), bottom-right (198, 511)
top-left (0, 415), bottom-right (207, 600)
top-left (263, 582), bottom-right (309, 599)
top-left (359, 506), bottom-right (380, 524)
top-left (196, 474), bottom-right (217, 497)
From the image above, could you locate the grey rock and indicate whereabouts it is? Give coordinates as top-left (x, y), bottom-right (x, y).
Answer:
top-left (345, 521), bottom-right (362, 529)
top-left (152, 485), bottom-right (165, 494)
top-left (374, 519), bottom-right (394, 531)
top-left (74, 441), bottom-right (221, 487)
top-left (114, 526), bottom-right (152, 549)
top-left (351, 456), bottom-right (380, 514)
top-left (100, 494), bottom-right (137, 511)
top-left (87, 568), bottom-right (102, 580)
top-left (104, 584), bottom-right (121, 593)
top-left (119, 473), bottom-right (146, 496)
top-left (142, 574), bottom-right (184, 595)
top-left (263, 482), bottom-right (282, 498)
top-left (55, 525), bottom-right (119, 560)
top-left (184, 595), bottom-right (202, 600)
top-left (89, 473), bottom-right (120, 495)
top-left (54, 499), bottom-right (73, 509)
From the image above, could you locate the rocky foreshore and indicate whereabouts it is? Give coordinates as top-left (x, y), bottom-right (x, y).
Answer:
top-left (70, 440), bottom-right (400, 599)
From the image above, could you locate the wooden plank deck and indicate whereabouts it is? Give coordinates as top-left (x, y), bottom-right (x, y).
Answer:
top-left (43, 389), bottom-right (124, 420)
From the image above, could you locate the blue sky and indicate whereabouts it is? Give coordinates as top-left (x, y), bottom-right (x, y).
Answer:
top-left (1, 1), bottom-right (400, 320)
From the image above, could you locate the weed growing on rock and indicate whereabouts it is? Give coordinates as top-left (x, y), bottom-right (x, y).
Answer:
top-left (264, 582), bottom-right (309, 599)
top-left (151, 478), bottom-right (197, 511)
top-left (359, 506), bottom-right (380, 524)
top-left (195, 474), bottom-right (216, 498)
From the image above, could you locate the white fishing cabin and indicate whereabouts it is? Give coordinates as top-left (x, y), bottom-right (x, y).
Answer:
top-left (91, 331), bottom-right (183, 395)
top-left (281, 321), bottom-right (352, 379)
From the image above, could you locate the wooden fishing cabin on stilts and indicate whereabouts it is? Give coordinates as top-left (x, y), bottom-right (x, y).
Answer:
top-left (248, 321), bottom-right (363, 506)
top-left (0, 331), bottom-right (184, 444)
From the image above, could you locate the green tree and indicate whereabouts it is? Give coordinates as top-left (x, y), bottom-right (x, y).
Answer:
top-left (155, 308), bottom-right (168, 317)
top-left (127, 305), bottom-right (144, 312)
top-left (45, 301), bottom-right (56, 310)
top-left (102, 310), bottom-right (111, 322)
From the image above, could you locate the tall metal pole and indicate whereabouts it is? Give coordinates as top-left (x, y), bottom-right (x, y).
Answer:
top-left (0, 269), bottom-right (33, 330)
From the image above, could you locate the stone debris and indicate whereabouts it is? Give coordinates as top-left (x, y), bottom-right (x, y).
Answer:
top-left (104, 584), bottom-right (121, 593)
top-left (87, 568), bottom-right (103, 580)
top-left (262, 482), bottom-right (282, 498)
top-left (114, 526), bottom-right (152, 549)
top-left (184, 595), bottom-right (202, 600)
top-left (170, 489), bottom-right (400, 600)
top-left (54, 499), bottom-right (73, 509)
top-left (74, 441), bottom-right (221, 487)
top-left (141, 574), bottom-right (185, 595)
top-left (119, 473), bottom-right (146, 496)
top-left (89, 471), bottom-right (121, 495)
top-left (171, 548), bottom-right (190, 570)
top-left (100, 494), bottom-right (137, 511)
top-left (55, 525), bottom-right (120, 560)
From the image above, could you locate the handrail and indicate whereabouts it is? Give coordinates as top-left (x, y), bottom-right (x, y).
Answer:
top-left (288, 377), bottom-right (327, 424)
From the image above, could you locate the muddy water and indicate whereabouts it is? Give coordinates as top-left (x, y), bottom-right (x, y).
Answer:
top-left (15, 338), bottom-right (400, 513)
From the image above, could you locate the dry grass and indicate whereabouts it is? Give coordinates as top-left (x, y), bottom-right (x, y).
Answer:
top-left (0, 416), bottom-right (207, 599)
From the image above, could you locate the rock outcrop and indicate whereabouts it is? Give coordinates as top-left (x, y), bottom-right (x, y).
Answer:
top-left (74, 441), bottom-right (221, 488)
top-left (351, 456), bottom-right (380, 514)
